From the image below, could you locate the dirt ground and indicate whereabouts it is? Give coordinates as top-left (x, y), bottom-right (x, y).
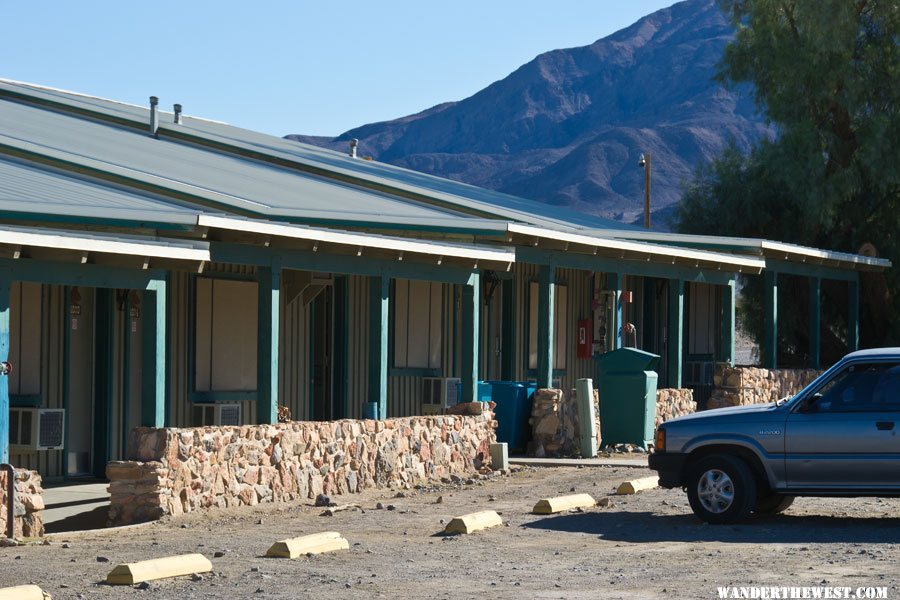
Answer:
top-left (2, 464), bottom-right (899, 599)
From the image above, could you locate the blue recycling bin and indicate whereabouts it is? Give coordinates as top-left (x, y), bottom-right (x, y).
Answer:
top-left (488, 382), bottom-right (534, 453)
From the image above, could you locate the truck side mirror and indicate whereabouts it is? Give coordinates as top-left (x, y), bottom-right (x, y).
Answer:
top-left (799, 393), bottom-right (822, 413)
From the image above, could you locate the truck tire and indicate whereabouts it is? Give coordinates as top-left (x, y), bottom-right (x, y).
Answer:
top-left (686, 454), bottom-right (757, 524)
top-left (753, 493), bottom-right (795, 515)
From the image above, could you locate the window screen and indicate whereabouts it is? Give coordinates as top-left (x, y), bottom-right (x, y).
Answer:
top-left (393, 279), bottom-right (443, 370)
top-left (9, 282), bottom-right (42, 396)
top-left (195, 278), bottom-right (258, 392)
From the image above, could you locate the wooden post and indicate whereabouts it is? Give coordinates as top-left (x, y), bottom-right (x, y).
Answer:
top-left (141, 279), bottom-right (167, 428)
top-left (460, 274), bottom-right (481, 403)
top-left (667, 279), bottom-right (684, 388)
top-left (809, 277), bottom-right (821, 368)
top-left (536, 265), bottom-right (555, 388)
top-left (848, 276), bottom-right (859, 352)
top-left (720, 279), bottom-right (736, 365)
top-left (257, 266), bottom-right (281, 425)
top-left (0, 273), bottom-right (9, 464)
top-left (763, 271), bottom-right (778, 369)
top-left (368, 275), bottom-right (389, 419)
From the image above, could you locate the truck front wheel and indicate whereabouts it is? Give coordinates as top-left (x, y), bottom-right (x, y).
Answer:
top-left (686, 455), bottom-right (757, 524)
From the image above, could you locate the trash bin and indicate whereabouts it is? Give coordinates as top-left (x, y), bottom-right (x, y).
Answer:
top-left (594, 348), bottom-right (660, 448)
top-left (487, 382), bottom-right (533, 453)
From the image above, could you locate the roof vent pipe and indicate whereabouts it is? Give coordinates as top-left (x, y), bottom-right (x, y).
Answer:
top-left (349, 138), bottom-right (358, 158)
top-left (173, 103), bottom-right (182, 124)
top-left (149, 96), bottom-right (159, 137)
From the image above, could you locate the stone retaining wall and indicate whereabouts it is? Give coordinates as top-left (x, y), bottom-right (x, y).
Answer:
top-left (528, 388), bottom-right (601, 457)
top-left (0, 469), bottom-right (44, 538)
top-left (107, 412), bottom-right (496, 525)
top-left (655, 388), bottom-right (696, 428)
top-left (709, 364), bottom-right (822, 409)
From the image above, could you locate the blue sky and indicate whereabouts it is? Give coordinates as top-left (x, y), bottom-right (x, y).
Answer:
top-left (3, 1), bottom-right (675, 136)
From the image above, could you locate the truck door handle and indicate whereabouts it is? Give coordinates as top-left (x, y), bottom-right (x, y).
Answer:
top-left (876, 421), bottom-right (895, 431)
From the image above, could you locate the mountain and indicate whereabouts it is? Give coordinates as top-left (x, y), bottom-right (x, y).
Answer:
top-left (286, 0), bottom-right (771, 228)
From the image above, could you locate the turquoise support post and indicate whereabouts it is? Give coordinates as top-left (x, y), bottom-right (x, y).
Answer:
top-left (93, 289), bottom-right (114, 477)
top-left (848, 276), bottom-right (859, 352)
top-left (720, 279), bottom-right (736, 365)
top-left (667, 279), bottom-right (684, 388)
top-left (368, 275), bottom-right (389, 419)
top-left (763, 271), bottom-right (778, 369)
top-left (257, 266), bottom-right (281, 425)
top-left (809, 277), bottom-right (821, 368)
top-left (609, 273), bottom-right (623, 349)
top-left (333, 276), bottom-right (349, 419)
top-left (0, 273), bottom-right (9, 464)
top-left (141, 279), bottom-right (167, 428)
top-left (460, 274), bottom-right (481, 403)
top-left (536, 265), bottom-right (556, 388)
top-left (500, 278), bottom-right (515, 381)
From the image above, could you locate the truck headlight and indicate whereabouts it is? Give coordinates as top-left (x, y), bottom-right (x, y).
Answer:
top-left (654, 428), bottom-right (666, 452)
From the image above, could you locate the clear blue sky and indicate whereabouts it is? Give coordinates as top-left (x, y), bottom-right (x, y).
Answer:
top-left (3, 1), bottom-right (676, 137)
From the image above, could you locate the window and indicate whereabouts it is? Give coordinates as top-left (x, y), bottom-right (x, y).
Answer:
top-left (9, 282), bottom-right (42, 397)
top-left (809, 362), bottom-right (900, 413)
top-left (194, 278), bottom-right (258, 392)
top-left (393, 279), bottom-right (443, 370)
top-left (528, 281), bottom-right (568, 371)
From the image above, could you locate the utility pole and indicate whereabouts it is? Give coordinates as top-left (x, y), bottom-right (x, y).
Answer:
top-left (639, 153), bottom-right (651, 229)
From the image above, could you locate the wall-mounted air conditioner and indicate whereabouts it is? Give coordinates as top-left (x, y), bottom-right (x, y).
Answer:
top-left (9, 408), bottom-right (65, 451)
top-left (192, 403), bottom-right (243, 427)
top-left (422, 377), bottom-right (461, 414)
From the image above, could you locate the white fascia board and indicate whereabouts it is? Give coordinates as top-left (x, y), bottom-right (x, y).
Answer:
top-left (592, 229), bottom-right (891, 270)
top-left (198, 215), bottom-right (515, 264)
top-left (758, 240), bottom-right (891, 268)
top-left (0, 225), bottom-right (211, 262)
top-left (507, 223), bottom-right (766, 271)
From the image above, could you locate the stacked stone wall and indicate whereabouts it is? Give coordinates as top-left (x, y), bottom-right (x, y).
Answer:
top-left (655, 389), bottom-right (696, 428)
top-left (0, 469), bottom-right (44, 538)
top-left (709, 364), bottom-right (822, 409)
top-left (107, 413), bottom-right (496, 525)
top-left (528, 388), bottom-right (600, 457)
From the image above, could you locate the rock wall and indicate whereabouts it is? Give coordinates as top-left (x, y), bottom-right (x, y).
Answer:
top-left (528, 388), bottom-right (601, 457)
top-left (0, 469), bottom-right (44, 538)
top-left (107, 412), bottom-right (496, 525)
top-left (655, 388), bottom-right (696, 428)
top-left (709, 364), bottom-right (822, 409)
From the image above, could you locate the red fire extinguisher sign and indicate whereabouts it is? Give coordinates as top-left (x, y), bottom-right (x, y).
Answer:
top-left (577, 318), bottom-right (593, 359)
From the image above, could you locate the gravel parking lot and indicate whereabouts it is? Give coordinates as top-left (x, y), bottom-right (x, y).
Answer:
top-left (1, 465), bottom-right (898, 599)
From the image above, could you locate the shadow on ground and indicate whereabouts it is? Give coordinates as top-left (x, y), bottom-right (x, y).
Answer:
top-left (523, 510), bottom-right (898, 544)
top-left (44, 506), bottom-right (109, 534)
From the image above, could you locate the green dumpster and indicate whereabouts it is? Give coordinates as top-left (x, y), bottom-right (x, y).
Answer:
top-left (594, 348), bottom-right (660, 448)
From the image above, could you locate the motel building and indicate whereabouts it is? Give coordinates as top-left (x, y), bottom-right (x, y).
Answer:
top-left (0, 79), bottom-right (888, 486)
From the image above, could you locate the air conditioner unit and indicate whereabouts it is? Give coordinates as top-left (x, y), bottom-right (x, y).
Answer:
top-left (192, 403), bottom-right (243, 427)
top-left (421, 377), bottom-right (461, 414)
top-left (9, 408), bottom-right (65, 452)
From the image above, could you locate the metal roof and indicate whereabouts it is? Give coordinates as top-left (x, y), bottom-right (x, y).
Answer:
top-left (0, 93), bottom-right (507, 233)
top-left (0, 155), bottom-right (201, 227)
top-left (0, 79), bottom-right (638, 233)
top-left (589, 230), bottom-right (891, 271)
top-left (0, 79), bottom-right (885, 276)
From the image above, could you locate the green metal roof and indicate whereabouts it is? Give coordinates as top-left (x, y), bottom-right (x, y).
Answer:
top-left (0, 90), bottom-right (507, 234)
top-left (0, 79), bottom-right (638, 234)
top-left (0, 155), bottom-right (200, 227)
